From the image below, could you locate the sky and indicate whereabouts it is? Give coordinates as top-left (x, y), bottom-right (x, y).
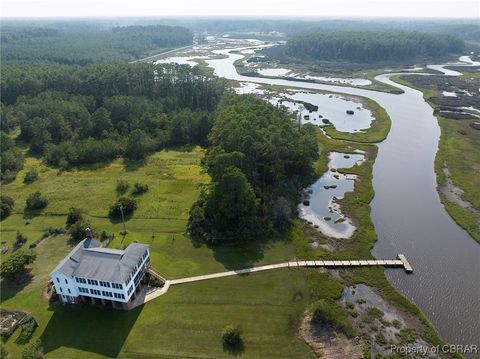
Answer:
top-left (1, 0), bottom-right (479, 18)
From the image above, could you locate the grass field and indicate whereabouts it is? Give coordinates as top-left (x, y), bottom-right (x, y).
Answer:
top-left (1, 148), bottom-right (317, 358)
top-left (1, 100), bottom-right (457, 358)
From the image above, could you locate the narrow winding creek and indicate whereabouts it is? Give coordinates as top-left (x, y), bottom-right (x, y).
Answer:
top-left (160, 41), bottom-right (480, 349)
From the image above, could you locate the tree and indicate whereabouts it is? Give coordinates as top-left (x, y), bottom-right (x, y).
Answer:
top-left (0, 195), bottom-right (15, 219)
top-left (197, 167), bottom-right (259, 243)
top-left (125, 129), bottom-right (155, 160)
top-left (66, 207), bottom-right (84, 228)
top-left (68, 219), bottom-right (91, 242)
top-left (272, 197), bottom-right (292, 230)
top-left (68, 220), bottom-right (92, 242)
top-left (0, 250), bottom-right (37, 280)
top-left (23, 169), bottom-right (39, 184)
top-left (25, 192), bottom-right (48, 211)
top-left (222, 325), bottom-right (243, 350)
top-left (108, 197), bottom-right (137, 219)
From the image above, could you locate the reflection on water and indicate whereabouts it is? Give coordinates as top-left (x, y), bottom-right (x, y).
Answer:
top-left (298, 152), bottom-right (365, 238)
top-left (281, 92), bottom-right (374, 133)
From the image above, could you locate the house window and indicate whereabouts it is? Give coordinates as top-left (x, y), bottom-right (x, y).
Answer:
top-left (65, 278), bottom-right (68, 284)
top-left (60, 287), bottom-right (63, 293)
top-left (68, 288), bottom-right (71, 294)
top-left (56, 278), bottom-right (60, 283)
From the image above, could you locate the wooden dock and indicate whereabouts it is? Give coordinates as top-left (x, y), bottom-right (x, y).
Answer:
top-left (170, 254), bottom-right (413, 286)
top-left (287, 254), bottom-right (413, 273)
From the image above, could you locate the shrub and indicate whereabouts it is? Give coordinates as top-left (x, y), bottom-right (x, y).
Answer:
top-left (312, 300), bottom-right (355, 338)
top-left (144, 274), bottom-right (163, 287)
top-left (42, 227), bottom-right (67, 238)
top-left (66, 207), bottom-right (83, 228)
top-left (222, 325), bottom-right (243, 349)
top-left (108, 197), bottom-right (137, 219)
top-left (13, 231), bottom-right (28, 250)
top-left (392, 319), bottom-right (402, 329)
top-left (397, 328), bottom-right (416, 344)
top-left (376, 333), bottom-right (386, 345)
top-left (366, 307), bottom-right (384, 319)
top-left (0, 250), bottom-right (37, 280)
top-left (99, 230), bottom-right (114, 242)
top-left (25, 192), bottom-right (48, 211)
top-left (23, 169), bottom-right (39, 184)
top-left (16, 316), bottom-right (38, 345)
top-left (116, 180), bottom-right (129, 194)
top-left (0, 195), bottom-right (15, 219)
top-left (68, 220), bottom-right (91, 242)
top-left (21, 339), bottom-right (43, 359)
top-left (132, 182), bottom-right (149, 195)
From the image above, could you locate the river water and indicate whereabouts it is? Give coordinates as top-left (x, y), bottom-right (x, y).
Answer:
top-left (162, 42), bottom-right (480, 350)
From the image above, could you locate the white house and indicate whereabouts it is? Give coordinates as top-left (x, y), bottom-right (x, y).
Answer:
top-left (50, 229), bottom-right (150, 310)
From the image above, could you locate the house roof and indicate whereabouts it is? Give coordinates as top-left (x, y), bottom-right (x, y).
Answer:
top-left (51, 237), bottom-right (149, 284)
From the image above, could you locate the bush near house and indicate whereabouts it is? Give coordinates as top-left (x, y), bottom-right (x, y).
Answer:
top-left (65, 207), bottom-right (84, 228)
top-left (68, 220), bottom-right (92, 242)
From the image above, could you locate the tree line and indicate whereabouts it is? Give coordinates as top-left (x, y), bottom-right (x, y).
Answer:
top-left (1, 62), bottom-right (226, 181)
top-left (1, 24), bottom-right (193, 65)
top-left (188, 95), bottom-right (319, 243)
top-left (283, 30), bottom-right (465, 63)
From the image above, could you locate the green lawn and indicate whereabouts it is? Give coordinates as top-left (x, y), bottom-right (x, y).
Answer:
top-left (1, 148), bottom-right (315, 358)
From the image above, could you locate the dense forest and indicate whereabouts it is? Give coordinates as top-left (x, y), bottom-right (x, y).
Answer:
top-left (188, 95), bottom-right (318, 243)
top-left (266, 30), bottom-right (465, 63)
top-left (1, 24), bottom-right (192, 64)
top-left (1, 62), bottom-right (226, 181)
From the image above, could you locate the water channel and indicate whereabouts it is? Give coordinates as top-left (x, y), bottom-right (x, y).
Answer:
top-left (161, 41), bottom-right (480, 350)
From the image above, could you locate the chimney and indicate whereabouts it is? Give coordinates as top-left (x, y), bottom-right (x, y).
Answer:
top-left (85, 227), bottom-right (93, 239)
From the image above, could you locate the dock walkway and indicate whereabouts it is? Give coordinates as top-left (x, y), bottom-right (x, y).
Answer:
top-left (133, 254), bottom-right (412, 307)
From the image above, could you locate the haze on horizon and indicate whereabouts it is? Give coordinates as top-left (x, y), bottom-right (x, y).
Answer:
top-left (1, 0), bottom-right (479, 19)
